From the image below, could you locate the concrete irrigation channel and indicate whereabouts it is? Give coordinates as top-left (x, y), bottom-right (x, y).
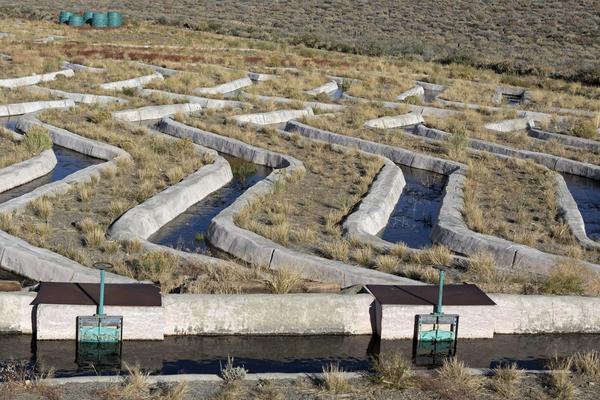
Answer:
top-left (0, 145), bottom-right (102, 204)
top-left (377, 165), bottom-right (447, 248)
top-left (562, 173), bottom-right (600, 242)
top-left (149, 155), bottom-right (273, 253)
top-left (2, 333), bottom-right (600, 377)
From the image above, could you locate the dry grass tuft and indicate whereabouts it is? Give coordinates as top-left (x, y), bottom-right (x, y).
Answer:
top-left (490, 363), bottom-right (523, 398)
top-left (374, 254), bottom-right (399, 273)
top-left (321, 363), bottom-right (351, 393)
top-left (434, 358), bottom-right (482, 399)
top-left (573, 351), bottom-right (600, 381)
top-left (371, 352), bottom-right (413, 390)
top-left (28, 196), bottom-right (53, 222)
top-left (265, 268), bottom-right (302, 294)
top-left (320, 239), bottom-right (350, 262)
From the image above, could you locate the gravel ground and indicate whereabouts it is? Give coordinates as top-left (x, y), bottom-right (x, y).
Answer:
top-left (3, 374), bottom-right (600, 400)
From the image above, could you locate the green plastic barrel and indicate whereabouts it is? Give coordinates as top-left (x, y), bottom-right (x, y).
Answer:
top-left (83, 11), bottom-right (95, 24)
top-left (68, 15), bottom-right (85, 27)
top-left (58, 11), bottom-right (72, 24)
top-left (107, 11), bottom-right (122, 27)
top-left (91, 12), bottom-right (108, 28)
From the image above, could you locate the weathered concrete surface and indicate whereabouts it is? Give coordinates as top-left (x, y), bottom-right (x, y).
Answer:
top-left (247, 71), bottom-right (277, 81)
top-left (555, 174), bottom-right (600, 251)
top-left (377, 303), bottom-right (496, 339)
top-left (306, 81), bottom-right (339, 96)
top-left (4, 290), bottom-right (600, 338)
top-left (377, 293), bottom-right (600, 339)
top-left (134, 61), bottom-right (179, 77)
top-left (163, 293), bottom-right (374, 335)
top-left (342, 94), bottom-right (457, 118)
top-left (194, 77), bottom-right (253, 95)
top-left (15, 115), bottom-right (128, 161)
top-left (0, 229), bottom-right (135, 283)
top-left (431, 171), bottom-right (600, 273)
top-left (414, 124), bottom-right (600, 180)
top-left (0, 99), bottom-right (75, 117)
top-left (112, 103), bottom-right (203, 122)
top-left (109, 152), bottom-right (232, 240)
top-left (0, 291), bottom-right (34, 334)
top-left (36, 304), bottom-right (164, 340)
top-left (343, 159), bottom-right (405, 238)
top-left (158, 118), bottom-right (416, 286)
top-left (0, 115), bottom-right (130, 214)
top-left (100, 73), bottom-right (163, 90)
top-left (415, 81), bottom-right (445, 92)
top-left (285, 121), bottom-right (462, 175)
top-left (0, 69), bottom-right (74, 88)
top-left (396, 86), bottom-right (424, 101)
top-left (0, 149), bottom-right (57, 193)
top-left (139, 88), bottom-right (244, 109)
top-left (436, 97), bottom-right (590, 119)
top-left (26, 85), bottom-right (127, 105)
top-left (233, 108), bottom-right (314, 125)
top-left (62, 61), bottom-right (105, 73)
top-left (484, 118), bottom-right (534, 132)
top-left (491, 293), bottom-right (600, 334)
top-left (492, 86), bottom-right (529, 105)
top-left (242, 93), bottom-right (345, 112)
top-left (528, 127), bottom-right (600, 152)
top-left (1, 112), bottom-right (128, 298)
top-left (364, 113), bottom-right (425, 129)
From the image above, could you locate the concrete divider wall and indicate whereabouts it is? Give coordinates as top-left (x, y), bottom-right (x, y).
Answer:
top-left (528, 127), bottom-right (600, 152)
top-left (484, 118), bottom-right (533, 132)
top-left (15, 115), bottom-right (128, 163)
top-left (62, 61), bottom-right (105, 73)
top-left (306, 81), bottom-right (339, 96)
top-left (342, 94), bottom-right (458, 118)
top-left (163, 293), bottom-right (374, 335)
top-left (100, 73), bottom-right (163, 90)
top-left (285, 121), bottom-right (462, 175)
top-left (432, 171), bottom-right (600, 273)
top-left (36, 304), bottom-right (164, 340)
top-left (364, 113), bottom-right (425, 129)
top-left (436, 97), bottom-right (594, 119)
top-left (0, 291), bottom-right (34, 334)
top-left (0, 149), bottom-right (57, 193)
top-left (234, 108), bottom-right (314, 125)
top-left (112, 103), bottom-right (203, 122)
top-left (396, 86), bottom-right (424, 101)
top-left (109, 152), bottom-right (232, 241)
top-left (157, 118), bottom-right (416, 286)
top-left (0, 229), bottom-right (135, 283)
top-left (343, 159), bottom-right (405, 239)
top-left (554, 174), bottom-right (600, 251)
top-left (242, 93), bottom-right (346, 112)
top-left (138, 88), bottom-right (244, 109)
top-left (415, 81), bottom-right (445, 92)
top-left (194, 77), bottom-right (253, 95)
top-left (134, 62), bottom-right (179, 77)
top-left (0, 69), bottom-right (74, 88)
top-left (3, 290), bottom-right (600, 338)
top-left (490, 293), bottom-right (600, 334)
top-left (247, 71), bottom-right (277, 82)
top-left (415, 125), bottom-right (600, 181)
top-left (0, 116), bottom-right (136, 282)
top-left (26, 86), bottom-right (127, 105)
top-left (284, 122), bottom-right (600, 272)
top-left (0, 99), bottom-right (75, 117)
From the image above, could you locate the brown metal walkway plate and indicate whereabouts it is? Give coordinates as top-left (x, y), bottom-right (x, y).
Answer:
top-left (32, 282), bottom-right (162, 307)
top-left (366, 284), bottom-right (496, 306)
